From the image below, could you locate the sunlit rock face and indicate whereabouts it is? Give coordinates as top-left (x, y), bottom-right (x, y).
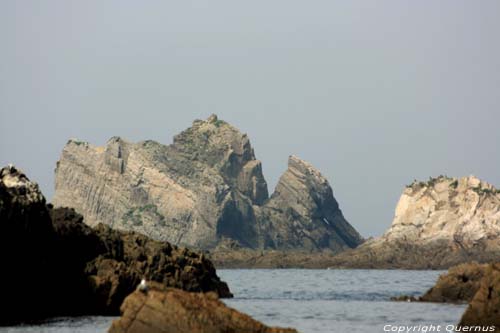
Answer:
top-left (384, 175), bottom-right (500, 249)
top-left (328, 176), bottom-right (500, 269)
top-left (53, 115), bottom-right (363, 252)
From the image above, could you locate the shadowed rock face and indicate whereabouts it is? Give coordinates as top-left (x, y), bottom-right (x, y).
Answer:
top-left (326, 176), bottom-right (500, 269)
top-left (0, 165), bottom-right (57, 324)
top-left (108, 282), bottom-right (297, 333)
top-left (53, 115), bottom-right (363, 252)
top-left (459, 262), bottom-right (500, 330)
top-left (258, 155), bottom-right (363, 251)
top-left (0, 165), bottom-right (231, 325)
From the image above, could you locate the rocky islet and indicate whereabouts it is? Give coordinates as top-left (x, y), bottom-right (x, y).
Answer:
top-left (53, 114), bottom-right (363, 252)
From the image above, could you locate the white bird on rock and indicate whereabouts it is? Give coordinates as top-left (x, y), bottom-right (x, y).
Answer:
top-left (137, 278), bottom-right (149, 293)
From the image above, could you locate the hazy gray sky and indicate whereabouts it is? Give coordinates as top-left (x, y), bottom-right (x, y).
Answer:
top-left (1, 1), bottom-right (499, 237)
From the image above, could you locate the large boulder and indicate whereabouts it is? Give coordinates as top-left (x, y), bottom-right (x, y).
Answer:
top-left (0, 165), bottom-right (231, 324)
top-left (52, 115), bottom-right (363, 252)
top-left (391, 262), bottom-right (488, 303)
top-left (419, 262), bottom-right (487, 303)
top-left (109, 282), bottom-right (297, 333)
top-left (459, 263), bottom-right (500, 331)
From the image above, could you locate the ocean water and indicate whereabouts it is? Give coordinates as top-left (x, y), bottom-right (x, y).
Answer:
top-left (219, 269), bottom-right (467, 333)
top-left (0, 269), bottom-right (467, 333)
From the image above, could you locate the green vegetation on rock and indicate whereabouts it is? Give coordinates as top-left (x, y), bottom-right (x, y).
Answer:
top-left (122, 204), bottom-right (166, 227)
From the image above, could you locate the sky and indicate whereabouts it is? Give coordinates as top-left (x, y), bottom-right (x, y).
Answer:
top-left (1, 1), bottom-right (499, 237)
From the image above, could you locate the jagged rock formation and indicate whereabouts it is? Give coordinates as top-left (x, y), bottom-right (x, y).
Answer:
top-left (0, 165), bottom-right (230, 325)
top-left (108, 282), bottom-right (297, 333)
top-left (53, 115), bottom-right (363, 252)
top-left (459, 262), bottom-right (500, 331)
top-left (257, 155), bottom-right (362, 250)
top-left (328, 176), bottom-right (500, 269)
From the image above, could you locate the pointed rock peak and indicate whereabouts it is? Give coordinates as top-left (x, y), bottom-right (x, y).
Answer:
top-left (173, 115), bottom-right (250, 156)
top-left (191, 114), bottom-right (227, 130)
top-left (266, 156), bottom-right (363, 250)
top-left (287, 155), bottom-right (328, 184)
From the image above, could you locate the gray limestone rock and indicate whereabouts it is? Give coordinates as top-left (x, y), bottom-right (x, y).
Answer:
top-left (53, 115), bottom-right (363, 252)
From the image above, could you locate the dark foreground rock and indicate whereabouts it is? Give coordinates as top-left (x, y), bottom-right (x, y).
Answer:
top-left (0, 165), bottom-right (231, 325)
top-left (391, 262), bottom-right (487, 303)
top-left (109, 282), bottom-right (297, 333)
top-left (51, 207), bottom-right (232, 316)
top-left (0, 165), bottom-right (57, 324)
top-left (459, 263), bottom-right (500, 331)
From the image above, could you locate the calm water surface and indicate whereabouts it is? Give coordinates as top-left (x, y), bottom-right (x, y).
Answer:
top-left (0, 269), bottom-right (466, 333)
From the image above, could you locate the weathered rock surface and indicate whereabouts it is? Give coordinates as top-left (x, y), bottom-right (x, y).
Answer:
top-left (53, 115), bottom-right (363, 252)
top-left (108, 282), bottom-right (297, 333)
top-left (327, 176), bottom-right (500, 269)
top-left (391, 262), bottom-right (487, 303)
top-left (0, 165), bottom-right (230, 325)
top-left (51, 207), bottom-right (232, 316)
top-left (459, 262), bottom-right (500, 330)
top-left (419, 262), bottom-right (487, 303)
top-left (256, 155), bottom-right (363, 251)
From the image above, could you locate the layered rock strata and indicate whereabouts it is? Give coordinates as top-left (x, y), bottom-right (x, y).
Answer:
top-left (53, 115), bottom-right (363, 252)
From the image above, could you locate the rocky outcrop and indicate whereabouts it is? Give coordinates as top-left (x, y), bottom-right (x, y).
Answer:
top-left (390, 262), bottom-right (500, 331)
top-left (459, 263), bottom-right (500, 330)
top-left (53, 115), bottom-right (363, 252)
top-left (391, 262), bottom-right (487, 303)
top-left (419, 262), bottom-right (487, 303)
top-left (257, 155), bottom-right (362, 251)
top-left (108, 282), bottom-right (297, 333)
top-left (0, 165), bottom-right (231, 325)
top-left (328, 176), bottom-right (500, 269)
top-left (51, 207), bottom-right (232, 316)
top-left (0, 165), bottom-right (58, 324)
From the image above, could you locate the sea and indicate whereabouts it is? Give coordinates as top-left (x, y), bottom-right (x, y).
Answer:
top-left (0, 269), bottom-right (467, 333)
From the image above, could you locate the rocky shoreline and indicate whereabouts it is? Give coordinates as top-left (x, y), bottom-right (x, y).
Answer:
top-left (0, 165), bottom-right (230, 325)
top-left (1, 163), bottom-right (498, 331)
top-left (391, 262), bottom-right (500, 331)
top-left (209, 174), bottom-right (500, 270)
top-left (207, 243), bottom-right (499, 269)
